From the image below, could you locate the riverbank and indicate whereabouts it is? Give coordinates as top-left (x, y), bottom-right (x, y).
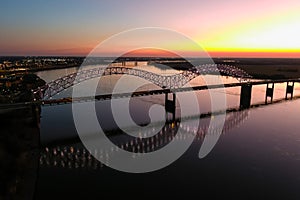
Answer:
top-left (1, 57), bottom-right (300, 80)
top-left (236, 64), bottom-right (300, 79)
top-left (159, 58), bottom-right (300, 79)
top-left (215, 58), bottom-right (300, 79)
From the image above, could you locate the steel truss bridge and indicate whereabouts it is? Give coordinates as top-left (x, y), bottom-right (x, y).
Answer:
top-left (33, 64), bottom-right (252, 100)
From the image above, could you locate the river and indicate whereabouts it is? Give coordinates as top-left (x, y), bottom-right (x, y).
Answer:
top-left (32, 64), bottom-right (300, 199)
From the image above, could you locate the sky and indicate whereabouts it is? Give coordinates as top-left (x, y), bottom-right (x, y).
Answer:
top-left (0, 0), bottom-right (300, 57)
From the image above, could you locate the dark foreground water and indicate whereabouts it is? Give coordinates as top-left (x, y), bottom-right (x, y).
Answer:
top-left (33, 98), bottom-right (300, 199)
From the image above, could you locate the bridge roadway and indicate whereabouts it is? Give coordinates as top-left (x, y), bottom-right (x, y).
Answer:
top-left (41, 78), bottom-right (300, 105)
top-left (0, 78), bottom-right (299, 109)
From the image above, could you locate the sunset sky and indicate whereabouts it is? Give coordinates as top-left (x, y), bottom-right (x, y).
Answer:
top-left (0, 0), bottom-right (300, 57)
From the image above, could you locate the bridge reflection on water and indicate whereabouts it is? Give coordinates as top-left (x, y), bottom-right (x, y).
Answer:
top-left (39, 109), bottom-right (250, 169)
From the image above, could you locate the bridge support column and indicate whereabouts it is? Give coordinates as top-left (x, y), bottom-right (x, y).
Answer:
top-left (265, 83), bottom-right (274, 103)
top-left (31, 104), bottom-right (41, 127)
top-left (240, 84), bottom-right (252, 109)
top-left (165, 92), bottom-right (176, 121)
top-left (285, 81), bottom-right (294, 100)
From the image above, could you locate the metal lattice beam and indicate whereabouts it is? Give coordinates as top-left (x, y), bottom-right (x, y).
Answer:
top-left (33, 64), bottom-right (252, 99)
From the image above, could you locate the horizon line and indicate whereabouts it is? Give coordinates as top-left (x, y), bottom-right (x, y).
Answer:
top-left (1, 55), bottom-right (300, 59)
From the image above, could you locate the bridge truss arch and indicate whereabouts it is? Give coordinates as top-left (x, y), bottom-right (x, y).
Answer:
top-left (33, 64), bottom-right (252, 100)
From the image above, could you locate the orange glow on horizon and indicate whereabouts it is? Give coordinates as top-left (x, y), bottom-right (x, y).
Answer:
top-left (53, 47), bottom-right (300, 58)
top-left (122, 48), bottom-right (181, 57)
top-left (205, 48), bottom-right (300, 58)
top-left (24, 45), bottom-right (298, 58)
top-left (207, 51), bottom-right (300, 58)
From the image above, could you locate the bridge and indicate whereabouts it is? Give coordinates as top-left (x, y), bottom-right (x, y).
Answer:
top-left (1, 63), bottom-right (299, 125)
top-left (32, 64), bottom-right (252, 100)
top-left (21, 63), bottom-right (296, 124)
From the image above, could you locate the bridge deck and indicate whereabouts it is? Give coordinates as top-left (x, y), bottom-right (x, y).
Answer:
top-left (41, 78), bottom-right (300, 105)
top-left (0, 78), bottom-right (299, 108)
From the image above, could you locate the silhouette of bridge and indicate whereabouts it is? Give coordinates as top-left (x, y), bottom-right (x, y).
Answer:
top-left (26, 63), bottom-right (299, 122)
top-left (33, 64), bottom-right (252, 100)
top-left (1, 63), bottom-right (299, 125)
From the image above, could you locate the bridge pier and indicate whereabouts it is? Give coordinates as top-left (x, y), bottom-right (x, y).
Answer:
top-left (165, 92), bottom-right (176, 121)
top-left (240, 84), bottom-right (252, 109)
top-left (31, 104), bottom-right (41, 127)
top-left (265, 83), bottom-right (274, 103)
top-left (285, 81), bottom-right (294, 100)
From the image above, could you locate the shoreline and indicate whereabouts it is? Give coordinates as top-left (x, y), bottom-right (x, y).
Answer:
top-left (1, 58), bottom-right (300, 80)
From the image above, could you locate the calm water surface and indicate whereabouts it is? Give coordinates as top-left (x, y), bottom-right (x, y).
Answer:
top-left (34, 65), bottom-right (300, 199)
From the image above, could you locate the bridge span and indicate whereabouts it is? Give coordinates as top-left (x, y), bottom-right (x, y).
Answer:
top-left (33, 64), bottom-right (252, 100)
top-left (40, 78), bottom-right (300, 110)
top-left (29, 64), bottom-right (300, 111)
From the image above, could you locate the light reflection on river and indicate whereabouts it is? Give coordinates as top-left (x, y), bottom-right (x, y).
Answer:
top-left (35, 65), bottom-right (300, 199)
